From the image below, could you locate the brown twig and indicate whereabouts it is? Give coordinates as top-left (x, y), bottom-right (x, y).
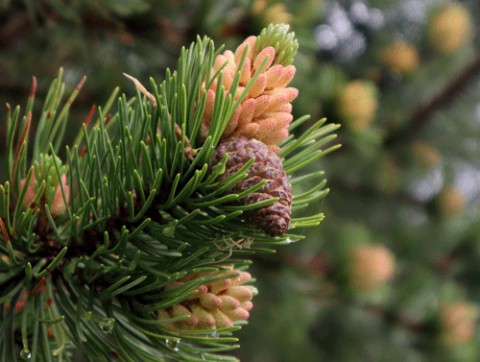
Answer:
top-left (279, 251), bottom-right (335, 278)
top-left (385, 54), bottom-right (480, 147)
top-left (435, 241), bottom-right (471, 277)
top-left (359, 302), bottom-right (427, 333)
top-left (0, 13), bottom-right (30, 43)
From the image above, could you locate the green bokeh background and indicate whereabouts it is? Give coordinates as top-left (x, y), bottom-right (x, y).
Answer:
top-left (2, 1), bottom-right (480, 361)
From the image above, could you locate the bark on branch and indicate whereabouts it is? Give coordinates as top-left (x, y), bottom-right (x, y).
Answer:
top-left (385, 54), bottom-right (480, 147)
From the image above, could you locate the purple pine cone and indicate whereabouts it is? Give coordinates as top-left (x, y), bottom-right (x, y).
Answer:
top-left (212, 137), bottom-right (292, 236)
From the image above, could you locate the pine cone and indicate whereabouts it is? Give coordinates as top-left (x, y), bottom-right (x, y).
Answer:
top-left (213, 136), bottom-right (292, 237)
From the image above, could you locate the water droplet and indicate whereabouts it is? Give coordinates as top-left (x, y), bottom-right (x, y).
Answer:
top-left (20, 350), bottom-right (31, 361)
top-left (99, 318), bottom-right (115, 334)
top-left (210, 331), bottom-right (219, 338)
top-left (165, 339), bottom-right (180, 352)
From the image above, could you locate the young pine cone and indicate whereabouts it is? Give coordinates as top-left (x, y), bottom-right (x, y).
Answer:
top-left (213, 136), bottom-right (292, 236)
top-left (201, 25), bottom-right (299, 152)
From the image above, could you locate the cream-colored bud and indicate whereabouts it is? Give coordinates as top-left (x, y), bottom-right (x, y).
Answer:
top-left (241, 301), bottom-right (254, 311)
top-left (157, 267), bottom-right (255, 332)
top-left (263, 3), bottom-right (292, 26)
top-left (225, 286), bottom-right (254, 302)
top-left (199, 293), bottom-right (223, 310)
top-left (19, 169), bottom-right (69, 217)
top-left (211, 309), bottom-right (234, 328)
top-left (201, 33), bottom-right (298, 151)
top-left (190, 305), bottom-right (216, 329)
top-left (336, 80), bottom-right (378, 131)
top-left (19, 174), bottom-right (36, 209)
top-left (380, 41), bottom-right (419, 74)
top-left (253, 46), bottom-right (276, 72)
top-left (158, 309), bottom-right (171, 321)
top-left (208, 278), bottom-right (232, 294)
top-left (350, 244), bottom-right (395, 292)
top-left (187, 285), bottom-right (208, 300)
top-left (439, 302), bottom-right (477, 346)
top-left (428, 3), bottom-right (472, 54)
top-left (170, 304), bottom-right (191, 318)
top-left (223, 307), bottom-right (250, 321)
top-left (438, 187), bottom-right (465, 217)
top-left (219, 295), bottom-right (241, 310)
top-left (231, 271), bottom-right (252, 286)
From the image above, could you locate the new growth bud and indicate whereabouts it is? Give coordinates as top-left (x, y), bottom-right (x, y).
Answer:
top-left (19, 154), bottom-right (70, 217)
top-left (380, 41), bottom-right (419, 75)
top-left (428, 3), bottom-right (472, 54)
top-left (158, 267), bottom-right (255, 331)
top-left (202, 26), bottom-right (299, 152)
top-left (254, 24), bottom-right (298, 67)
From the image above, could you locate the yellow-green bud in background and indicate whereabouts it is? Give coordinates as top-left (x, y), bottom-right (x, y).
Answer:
top-left (336, 80), bottom-right (379, 131)
top-left (428, 3), bottom-right (472, 54)
top-left (349, 244), bottom-right (395, 293)
top-left (380, 41), bottom-right (419, 75)
top-left (438, 301), bottom-right (477, 347)
top-left (437, 186), bottom-right (465, 217)
top-left (411, 141), bottom-right (441, 169)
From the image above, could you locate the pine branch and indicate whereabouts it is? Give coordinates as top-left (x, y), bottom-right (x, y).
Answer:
top-left (385, 53), bottom-right (480, 147)
top-left (0, 26), bottom-right (339, 361)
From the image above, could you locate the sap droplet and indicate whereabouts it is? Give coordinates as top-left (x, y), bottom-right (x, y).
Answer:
top-left (20, 350), bottom-right (31, 361)
top-left (99, 318), bottom-right (115, 334)
top-left (165, 339), bottom-right (180, 352)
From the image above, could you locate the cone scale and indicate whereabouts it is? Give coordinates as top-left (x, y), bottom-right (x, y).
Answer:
top-left (212, 136), bottom-right (292, 236)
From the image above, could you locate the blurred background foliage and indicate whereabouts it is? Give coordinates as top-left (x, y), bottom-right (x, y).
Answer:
top-left (1, 0), bottom-right (480, 361)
